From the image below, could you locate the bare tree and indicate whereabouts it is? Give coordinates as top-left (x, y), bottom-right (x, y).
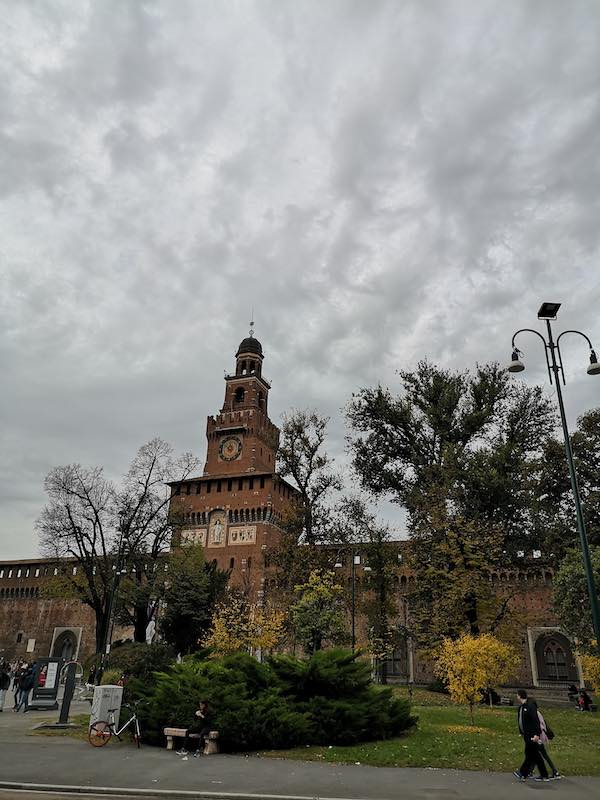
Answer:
top-left (276, 410), bottom-right (342, 545)
top-left (37, 439), bottom-right (200, 652)
top-left (37, 464), bottom-right (118, 652)
top-left (115, 438), bottom-right (200, 641)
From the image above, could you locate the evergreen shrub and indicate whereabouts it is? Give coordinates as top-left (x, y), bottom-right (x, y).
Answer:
top-left (105, 642), bottom-right (176, 681)
top-left (136, 649), bottom-right (414, 751)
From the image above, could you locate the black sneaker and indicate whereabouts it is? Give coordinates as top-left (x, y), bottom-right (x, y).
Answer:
top-left (551, 771), bottom-right (562, 780)
top-left (513, 770), bottom-right (526, 780)
top-left (533, 776), bottom-right (550, 782)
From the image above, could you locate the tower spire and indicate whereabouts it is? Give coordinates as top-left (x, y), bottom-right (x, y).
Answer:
top-left (249, 307), bottom-right (255, 338)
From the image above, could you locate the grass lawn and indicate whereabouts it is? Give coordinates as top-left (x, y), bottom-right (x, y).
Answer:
top-left (31, 713), bottom-right (93, 741)
top-left (261, 689), bottom-right (600, 776)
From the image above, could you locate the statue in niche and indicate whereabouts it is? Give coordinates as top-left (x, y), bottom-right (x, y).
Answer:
top-left (213, 518), bottom-right (223, 544)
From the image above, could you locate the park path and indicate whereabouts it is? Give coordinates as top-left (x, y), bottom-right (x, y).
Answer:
top-left (0, 705), bottom-right (598, 800)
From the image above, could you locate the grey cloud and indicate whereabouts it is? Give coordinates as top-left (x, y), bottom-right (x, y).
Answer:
top-left (1, 0), bottom-right (599, 558)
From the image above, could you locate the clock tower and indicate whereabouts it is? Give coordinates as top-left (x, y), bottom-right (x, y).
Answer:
top-left (204, 333), bottom-right (279, 475)
top-left (168, 331), bottom-right (297, 596)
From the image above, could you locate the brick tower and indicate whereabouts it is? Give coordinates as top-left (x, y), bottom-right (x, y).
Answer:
top-left (168, 332), bottom-right (297, 594)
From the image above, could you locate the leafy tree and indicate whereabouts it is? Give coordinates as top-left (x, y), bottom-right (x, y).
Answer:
top-left (580, 653), bottom-right (600, 693)
top-left (435, 633), bottom-right (519, 723)
top-left (552, 546), bottom-right (600, 654)
top-left (159, 544), bottom-right (228, 654)
top-left (290, 570), bottom-right (347, 654)
top-left (203, 590), bottom-right (287, 656)
top-left (533, 408), bottom-right (600, 557)
top-left (333, 497), bottom-right (399, 682)
top-left (347, 361), bottom-right (555, 644)
top-left (266, 410), bottom-right (343, 607)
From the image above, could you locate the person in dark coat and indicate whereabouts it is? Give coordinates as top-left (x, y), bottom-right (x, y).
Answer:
top-left (15, 664), bottom-right (35, 712)
top-left (513, 689), bottom-right (549, 781)
top-left (176, 700), bottom-right (214, 756)
top-left (0, 663), bottom-right (11, 711)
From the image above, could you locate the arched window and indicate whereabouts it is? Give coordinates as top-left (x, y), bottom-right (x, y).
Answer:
top-left (258, 391), bottom-right (265, 410)
top-left (235, 387), bottom-right (245, 403)
top-left (543, 639), bottom-right (569, 681)
top-left (251, 508), bottom-right (256, 521)
top-left (247, 557), bottom-right (252, 571)
top-left (229, 557), bottom-right (235, 570)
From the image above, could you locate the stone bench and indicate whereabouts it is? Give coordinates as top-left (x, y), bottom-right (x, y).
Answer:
top-left (164, 727), bottom-right (188, 750)
top-left (163, 727), bottom-right (220, 754)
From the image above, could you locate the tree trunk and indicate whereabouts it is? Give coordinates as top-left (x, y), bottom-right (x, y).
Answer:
top-left (465, 592), bottom-right (480, 635)
top-left (133, 604), bottom-right (149, 643)
top-left (380, 658), bottom-right (388, 685)
top-left (95, 609), bottom-right (110, 654)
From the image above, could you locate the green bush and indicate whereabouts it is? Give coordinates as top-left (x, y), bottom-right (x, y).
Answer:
top-left (138, 649), bottom-right (415, 751)
top-left (105, 642), bottom-right (176, 682)
top-left (270, 649), bottom-right (415, 745)
top-left (100, 669), bottom-right (122, 686)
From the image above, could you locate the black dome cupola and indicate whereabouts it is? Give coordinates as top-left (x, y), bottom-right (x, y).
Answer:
top-left (235, 323), bottom-right (263, 377)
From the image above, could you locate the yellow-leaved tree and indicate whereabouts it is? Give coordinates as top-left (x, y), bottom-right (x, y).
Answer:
top-left (579, 652), bottom-right (600, 693)
top-left (435, 633), bottom-right (519, 723)
top-left (203, 591), bottom-right (287, 657)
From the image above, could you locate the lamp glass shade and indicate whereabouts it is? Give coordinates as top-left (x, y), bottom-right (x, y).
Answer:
top-left (507, 351), bottom-right (525, 373)
top-left (588, 350), bottom-right (600, 375)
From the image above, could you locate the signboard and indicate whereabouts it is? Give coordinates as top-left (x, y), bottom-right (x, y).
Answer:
top-left (28, 658), bottom-right (62, 710)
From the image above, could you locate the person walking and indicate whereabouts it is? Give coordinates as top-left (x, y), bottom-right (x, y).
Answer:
top-left (537, 707), bottom-right (561, 780)
top-left (15, 664), bottom-right (35, 712)
top-left (0, 663), bottom-right (11, 711)
top-left (12, 663), bottom-right (25, 711)
top-left (513, 689), bottom-right (549, 782)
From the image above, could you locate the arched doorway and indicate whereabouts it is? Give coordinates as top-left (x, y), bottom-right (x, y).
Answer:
top-left (535, 632), bottom-right (578, 683)
top-left (51, 630), bottom-right (77, 661)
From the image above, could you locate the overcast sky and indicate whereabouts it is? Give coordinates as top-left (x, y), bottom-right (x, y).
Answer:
top-left (1, 1), bottom-right (599, 560)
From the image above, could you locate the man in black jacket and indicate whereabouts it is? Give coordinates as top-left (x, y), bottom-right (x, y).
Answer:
top-left (513, 689), bottom-right (549, 781)
top-left (0, 663), bottom-right (11, 711)
top-left (15, 664), bottom-right (35, 713)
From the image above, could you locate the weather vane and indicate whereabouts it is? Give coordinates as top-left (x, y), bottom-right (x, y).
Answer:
top-left (249, 307), bottom-right (255, 338)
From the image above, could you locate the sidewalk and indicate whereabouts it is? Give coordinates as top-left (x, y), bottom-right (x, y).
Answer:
top-left (1, 709), bottom-right (599, 800)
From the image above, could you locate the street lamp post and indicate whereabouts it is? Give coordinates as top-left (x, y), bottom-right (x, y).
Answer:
top-left (507, 302), bottom-right (600, 651)
top-left (335, 553), bottom-right (370, 652)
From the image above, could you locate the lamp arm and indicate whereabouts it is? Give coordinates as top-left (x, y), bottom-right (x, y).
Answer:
top-left (555, 330), bottom-right (595, 386)
top-left (556, 329), bottom-right (594, 350)
top-left (511, 328), bottom-right (553, 384)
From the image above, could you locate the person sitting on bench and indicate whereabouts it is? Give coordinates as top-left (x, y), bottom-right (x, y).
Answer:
top-left (177, 700), bottom-right (213, 756)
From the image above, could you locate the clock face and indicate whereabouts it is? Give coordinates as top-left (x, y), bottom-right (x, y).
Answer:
top-left (219, 435), bottom-right (242, 461)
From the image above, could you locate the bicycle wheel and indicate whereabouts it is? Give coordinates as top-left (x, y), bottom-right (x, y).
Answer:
top-left (88, 721), bottom-right (112, 747)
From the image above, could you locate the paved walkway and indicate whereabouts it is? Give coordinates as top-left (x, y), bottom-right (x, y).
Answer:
top-left (1, 705), bottom-right (599, 800)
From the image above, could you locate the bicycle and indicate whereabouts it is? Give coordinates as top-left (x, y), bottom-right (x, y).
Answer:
top-left (88, 701), bottom-right (142, 748)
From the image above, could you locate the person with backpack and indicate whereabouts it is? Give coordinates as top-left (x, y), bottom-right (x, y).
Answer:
top-left (15, 664), bottom-right (35, 712)
top-left (537, 707), bottom-right (561, 780)
top-left (513, 689), bottom-right (549, 781)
